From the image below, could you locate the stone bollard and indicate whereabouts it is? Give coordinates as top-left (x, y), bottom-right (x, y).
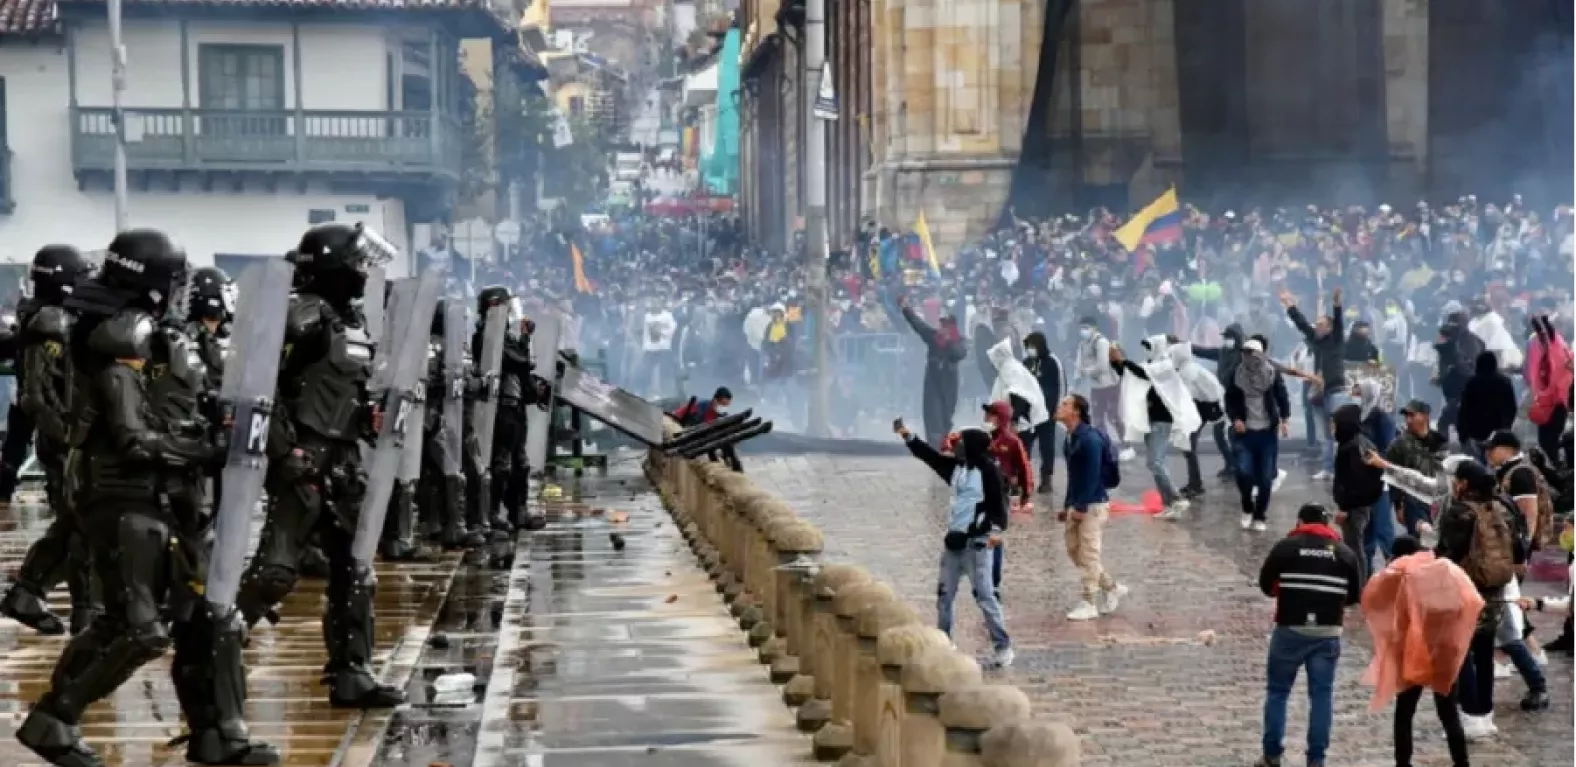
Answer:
top-left (979, 720), bottom-right (1082, 767)
top-left (759, 519), bottom-right (822, 662)
top-left (872, 626), bottom-right (953, 767)
top-left (813, 582), bottom-right (896, 761)
top-left (898, 648), bottom-right (983, 767)
top-left (845, 598), bottom-right (921, 764)
top-left (733, 495), bottom-right (789, 628)
top-left (938, 685), bottom-right (1033, 766)
top-left (793, 565), bottom-right (871, 722)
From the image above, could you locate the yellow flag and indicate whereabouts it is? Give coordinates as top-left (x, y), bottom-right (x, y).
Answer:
top-left (914, 212), bottom-right (940, 275)
top-left (571, 243), bottom-right (594, 294)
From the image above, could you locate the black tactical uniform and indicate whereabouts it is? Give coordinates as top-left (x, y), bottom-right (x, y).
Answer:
top-left (379, 330), bottom-right (431, 561)
top-left (421, 302), bottom-right (484, 549)
top-left (234, 223), bottom-right (404, 709)
top-left (474, 287), bottom-right (542, 533)
top-left (184, 267), bottom-right (233, 517)
top-left (0, 298), bottom-right (36, 503)
top-left (17, 230), bottom-right (279, 767)
top-left (0, 245), bottom-right (98, 637)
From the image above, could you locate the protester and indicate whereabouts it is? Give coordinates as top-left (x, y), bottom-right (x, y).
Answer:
top-left (1255, 503), bottom-right (1363, 767)
top-left (1225, 338), bottom-right (1292, 530)
top-left (1384, 400), bottom-right (1448, 537)
top-left (1435, 460), bottom-right (1518, 741)
top-left (1365, 535), bottom-right (1475, 767)
top-left (1434, 311), bottom-right (1484, 445)
top-left (1353, 379), bottom-right (1398, 565)
top-left (1111, 336), bottom-right (1201, 518)
top-left (1168, 340), bottom-right (1225, 499)
top-left (1055, 394), bottom-right (1127, 621)
top-left (1526, 314), bottom-right (1573, 463)
top-left (1482, 430), bottom-right (1554, 711)
top-left (1073, 316), bottom-right (1133, 460)
top-left (1331, 403), bottom-right (1385, 583)
top-left (894, 420), bottom-right (1013, 667)
top-left (1283, 286), bottom-right (1349, 479)
top-left (984, 400), bottom-right (1035, 508)
top-left (1456, 351), bottom-right (1518, 459)
top-left (1020, 331), bottom-right (1064, 490)
top-left (898, 295), bottom-right (966, 445)
top-left (1193, 322), bottom-right (1248, 478)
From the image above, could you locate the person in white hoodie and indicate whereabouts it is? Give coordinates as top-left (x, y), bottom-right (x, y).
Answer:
top-left (639, 299), bottom-right (678, 397)
top-left (1168, 341), bottom-right (1225, 499)
top-left (1075, 316), bottom-right (1135, 461)
top-left (1111, 335), bottom-right (1202, 518)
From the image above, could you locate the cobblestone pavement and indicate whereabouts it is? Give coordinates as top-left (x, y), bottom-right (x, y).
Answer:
top-left (0, 496), bottom-right (461, 767)
top-left (470, 464), bottom-right (813, 767)
top-left (753, 450), bottom-right (1574, 767)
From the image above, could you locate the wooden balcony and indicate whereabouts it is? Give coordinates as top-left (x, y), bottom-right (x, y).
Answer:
top-left (70, 107), bottom-right (465, 184)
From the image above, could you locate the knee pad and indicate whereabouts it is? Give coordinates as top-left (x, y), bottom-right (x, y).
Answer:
top-left (125, 623), bottom-right (175, 663)
top-left (251, 564), bottom-right (298, 606)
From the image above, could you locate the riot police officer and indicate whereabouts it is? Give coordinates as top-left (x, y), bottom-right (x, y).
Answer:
top-left (423, 301), bottom-right (484, 549)
top-left (234, 223), bottom-right (404, 708)
top-left (186, 266), bottom-right (232, 391)
top-left (17, 230), bottom-right (279, 767)
top-left (0, 244), bottom-right (97, 636)
top-left (476, 287), bottom-right (542, 533)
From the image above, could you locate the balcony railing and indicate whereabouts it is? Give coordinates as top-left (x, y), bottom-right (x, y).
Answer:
top-left (71, 107), bottom-right (464, 180)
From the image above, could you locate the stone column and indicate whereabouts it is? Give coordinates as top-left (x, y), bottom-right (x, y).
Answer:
top-left (898, 648), bottom-right (983, 767)
top-left (848, 598), bottom-right (921, 763)
top-left (813, 581), bottom-right (896, 761)
top-left (793, 565), bottom-right (870, 724)
top-left (873, 625), bottom-right (952, 767)
top-left (1382, 0), bottom-right (1427, 197)
top-left (936, 685), bottom-right (1032, 765)
top-left (980, 720), bottom-right (1083, 767)
top-left (760, 519), bottom-right (823, 665)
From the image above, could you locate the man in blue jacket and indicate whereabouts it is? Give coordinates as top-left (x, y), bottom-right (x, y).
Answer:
top-left (1056, 394), bottom-right (1128, 621)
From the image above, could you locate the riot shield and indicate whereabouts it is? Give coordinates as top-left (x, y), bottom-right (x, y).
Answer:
top-left (351, 269), bottom-right (441, 566)
top-left (365, 266), bottom-right (387, 346)
top-left (206, 257), bottom-right (295, 610)
top-left (469, 305), bottom-right (508, 465)
top-left (440, 301), bottom-right (466, 476)
top-left (524, 310), bottom-right (563, 474)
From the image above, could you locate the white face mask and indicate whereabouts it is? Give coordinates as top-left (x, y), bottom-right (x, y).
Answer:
top-left (1223, 339), bottom-right (1236, 349)
top-left (1024, 347), bottom-right (1038, 358)
top-left (1079, 327), bottom-right (1094, 340)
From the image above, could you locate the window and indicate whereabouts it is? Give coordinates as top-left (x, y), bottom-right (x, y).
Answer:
top-left (568, 95), bottom-right (585, 117)
top-left (199, 45), bottom-right (286, 136)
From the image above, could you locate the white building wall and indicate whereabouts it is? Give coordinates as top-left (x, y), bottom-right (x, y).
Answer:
top-left (0, 20), bottom-right (416, 274)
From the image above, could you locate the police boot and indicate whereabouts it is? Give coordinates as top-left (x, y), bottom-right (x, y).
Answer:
top-left (65, 548), bottom-right (100, 637)
top-left (417, 474), bottom-right (444, 542)
top-left (21, 623), bottom-right (166, 767)
top-left (327, 568), bottom-right (406, 709)
top-left (170, 610), bottom-right (281, 766)
top-left (0, 583), bottom-right (65, 636)
top-left (1, 520), bottom-right (75, 635)
top-left (487, 469), bottom-right (514, 539)
top-left (15, 708), bottom-right (101, 767)
top-left (379, 481), bottom-right (429, 561)
top-left (466, 470), bottom-right (494, 540)
top-left (440, 474), bottom-right (484, 550)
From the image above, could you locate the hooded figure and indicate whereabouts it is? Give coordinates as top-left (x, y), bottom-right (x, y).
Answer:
top-left (984, 400), bottom-right (1034, 497)
top-left (1344, 320), bottom-right (1382, 363)
top-left (1118, 335), bottom-right (1202, 450)
top-left (1456, 351), bottom-right (1518, 444)
top-left (901, 300), bottom-right (968, 445)
top-left (1468, 308), bottom-right (1525, 370)
top-left (1168, 342), bottom-right (1226, 414)
top-left (987, 338), bottom-right (1050, 429)
top-left (1333, 403), bottom-right (1385, 583)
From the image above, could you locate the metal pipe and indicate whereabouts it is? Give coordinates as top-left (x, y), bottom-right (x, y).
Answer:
top-left (803, 0), bottom-right (830, 437)
top-left (108, 0), bottom-right (129, 231)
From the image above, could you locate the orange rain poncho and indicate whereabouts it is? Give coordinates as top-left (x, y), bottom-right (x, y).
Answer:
top-left (1360, 552), bottom-right (1484, 711)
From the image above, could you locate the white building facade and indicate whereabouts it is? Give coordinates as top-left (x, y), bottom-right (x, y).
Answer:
top-left (0, 0), bottom-right (511, 276)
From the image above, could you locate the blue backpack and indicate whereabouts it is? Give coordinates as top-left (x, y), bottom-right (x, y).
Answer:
top-left (1094, 428), bottom-right (1121, 490)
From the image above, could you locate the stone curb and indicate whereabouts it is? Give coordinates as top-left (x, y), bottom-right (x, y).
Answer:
top-left (645, 420), bottom-right (1082, 767)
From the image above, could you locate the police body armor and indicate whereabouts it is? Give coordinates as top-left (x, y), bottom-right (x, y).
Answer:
top-left (147, 323), bottom-right (213, 522)
top-left (19, 304), bottom-right (75, 457)
top-left (284, 295), bottom-right (374, 443)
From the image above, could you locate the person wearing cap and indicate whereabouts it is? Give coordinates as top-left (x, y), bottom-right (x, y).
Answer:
top-left (1224, 336), bottom-right (1291, 531)
top-left (1384, 399), bottom-right (1448, 537)
top-left (1482, 429), bottom-right (1553, 711)
top-left (1254, 503), bottom-right (1362, 767)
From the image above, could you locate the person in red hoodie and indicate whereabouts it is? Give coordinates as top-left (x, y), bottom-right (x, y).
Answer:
top-left (984, 400), bottom-right (1035, 505)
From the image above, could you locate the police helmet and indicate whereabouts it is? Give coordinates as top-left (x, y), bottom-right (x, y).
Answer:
top-left (287, 223), bottom-right (396, 298)
top-left (189, 266), bottom-right (233, 321)
top-left (29, 245), bottom-right (92, 297)
top-left (100, 229), bottom-right (189, 314)
top-left (476, 285), bottom-right (512, 318)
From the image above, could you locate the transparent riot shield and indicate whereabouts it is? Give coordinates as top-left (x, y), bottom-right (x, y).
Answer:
top-left (351, 270), bottom-right (441, 566)
top-left (440, 301), bottom-right (467, 476)
top-left (469, 305), bottom-right (508, 465)
top-left (206, 257), bottom-right (295, 610)
top-left (524, 310), bottom-right (563, 474)
top-left (398, 398), bottom-right (426, 482)
top-left (364, 265), bottom-right (387, 346)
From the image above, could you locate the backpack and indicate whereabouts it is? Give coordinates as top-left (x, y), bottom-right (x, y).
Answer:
top-left (1501, 462), bottom-right (1558, 550)
top-left (1461, 499), bottom-right (1517, 589)
top-left (1094, 428), bottom-right (1121, 489)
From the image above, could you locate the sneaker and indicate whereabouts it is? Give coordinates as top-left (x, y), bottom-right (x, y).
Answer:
top-left (1494, 661), bottom-right (1513, 679)
top-left (1460, 714), bottom-right (1491, 741)
top-left (1066, 601), bottom-right (1100, 621)
top-left (1271, 469), bottom-right (1287, 492)
top-left (990, 646), bottom-right (1016, 669)
top-left (1520, 689), bottom-right (1550, 711)
top-left (1097, 584), bottom-right (1128, 614)
top-left (1156, 504), bottom-right (1187, 520)
top-left (1240, 515), bottom-right (1254, 530)
top-left (1251, 756), bottom-right (1282, 767)
top-left (1250, 520), bottom-right (1269, 532)
top-left (1311, 470), bottom-right (1333, 481)
top-left (1118, 447), bottom-right (1137, 462)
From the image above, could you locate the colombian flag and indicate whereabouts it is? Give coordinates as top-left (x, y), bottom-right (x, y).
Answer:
top-left (914, 212), bottom-right (941, 276)
top-left (1113, 187), bottom-right (1183, 252)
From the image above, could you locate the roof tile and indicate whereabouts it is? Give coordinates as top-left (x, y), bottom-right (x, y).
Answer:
top-left (1, 0), bottom-right (503, 36)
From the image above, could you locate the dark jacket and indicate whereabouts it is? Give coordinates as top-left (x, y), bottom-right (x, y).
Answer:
top-left (905, 429), bottom-right (1007, 537)
top-left (1222, 366), bottom-right (1292, 428)
top-left (1021, 331), bottom-right (1064, 410)
top-left (1258, 523), bottom-right (1363, 628)
top-left (1062, 421), bottom-right (1108, 512)
top-left (1288, 302), bottom-right (1345, 394)
top-left (1194, 323), bottom-right (1246, 383)
top-left (1434, 496), bottom-right (1511, 630)
top-left (1332, 404), bottom-right (1384, 510)
top-left (1434, 317), bottom-right (1483, 400)
top-left (1384, 427), bottom-right (1446, 476)
top-left (1456, 351), bottom-right (1518, 441)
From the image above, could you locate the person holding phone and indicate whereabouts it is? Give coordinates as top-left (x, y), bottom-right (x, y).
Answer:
top-left (894, 417), bottom-right (1014, 668)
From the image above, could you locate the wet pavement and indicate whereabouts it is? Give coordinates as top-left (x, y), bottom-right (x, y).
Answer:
top-left (752, 449), bottom-right (1575, 767)
top-left (0, 491), bottom-right (461, 767)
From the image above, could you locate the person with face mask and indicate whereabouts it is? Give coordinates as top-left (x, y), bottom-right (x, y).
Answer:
top-left (1020, 331), bottom-right (1064, 490)
top-left (1456, 351), bottom-right (1517, 460)
top-left (1073, 316), bottom-right (1134, 461)
top-left (1225, 338), bottom-right (1291, 530)
top-left (897, 294), bottom-right (967, 446)
top-left (1110, 336), bottom-right (1201, 518)
top-left (1281, 287), bottom-right (1348, 479)
top-left (1194, 322), bottom-right (1247, 478)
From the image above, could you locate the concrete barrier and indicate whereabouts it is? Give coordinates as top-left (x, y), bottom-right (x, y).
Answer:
top-left (646, 424), bottom-right (1081, 766)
